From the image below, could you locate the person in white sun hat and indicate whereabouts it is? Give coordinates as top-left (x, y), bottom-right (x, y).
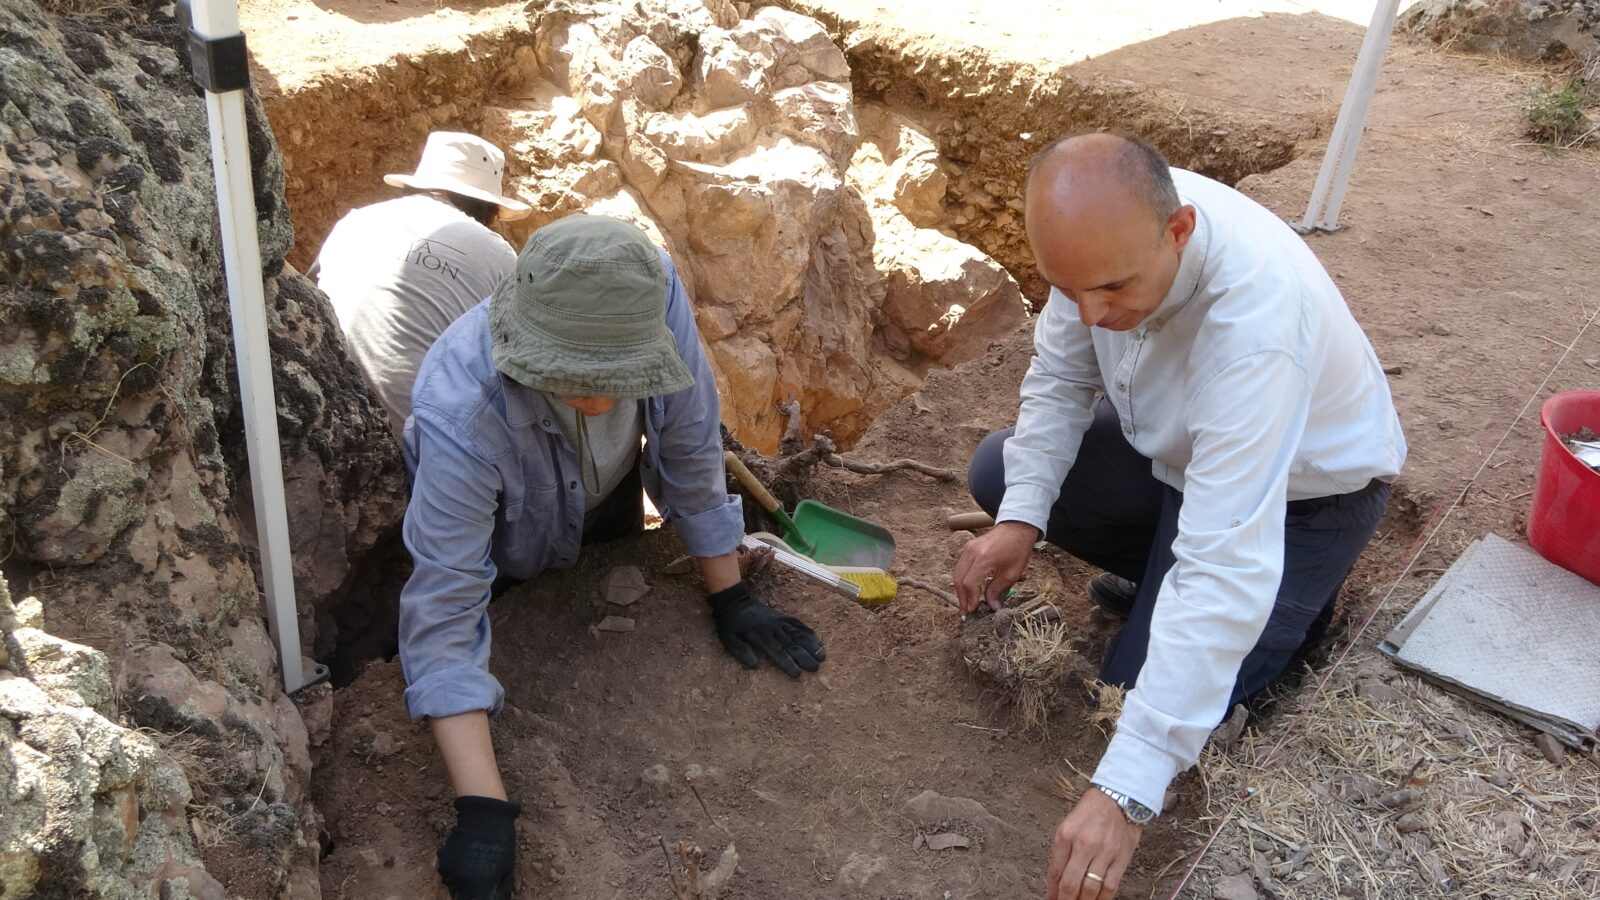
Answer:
top-left (313, 131), bottom-right (532, 440)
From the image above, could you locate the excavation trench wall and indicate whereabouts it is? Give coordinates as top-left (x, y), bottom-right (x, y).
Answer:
top-left (774, 0), bottom-right (1323, 299)
top-left (260, 0), bottom-right (1315, 453)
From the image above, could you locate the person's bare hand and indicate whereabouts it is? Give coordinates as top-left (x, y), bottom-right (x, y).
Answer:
top-left (1045, 789), bottom-right (1143, 900)
top-left (952, 521), bottom-right (1037, 614)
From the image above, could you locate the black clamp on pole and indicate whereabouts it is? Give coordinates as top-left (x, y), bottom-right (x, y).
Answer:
top-left (176, 0), bottom-right (251, 94)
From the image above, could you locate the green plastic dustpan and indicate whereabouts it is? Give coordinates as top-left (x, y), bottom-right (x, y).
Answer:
top-left (725, 451), bottom-right (896, 570)
top-left (789, 499), bottom-right (896, 570)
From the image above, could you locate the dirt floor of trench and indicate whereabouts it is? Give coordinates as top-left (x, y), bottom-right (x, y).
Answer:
top-left (235, 1), bottom-right (1600, 897)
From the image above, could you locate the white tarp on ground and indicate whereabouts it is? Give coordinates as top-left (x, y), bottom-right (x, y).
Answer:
top-left (1381, 533), bottom-right (1600, 750)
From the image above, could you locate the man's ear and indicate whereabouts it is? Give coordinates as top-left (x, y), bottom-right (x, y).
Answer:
top-left (1167, 205), bottom-right (1197, 252)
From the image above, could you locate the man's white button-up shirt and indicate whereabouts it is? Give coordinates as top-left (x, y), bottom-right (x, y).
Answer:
top-left (998, 169), bottom-right (1407, 811)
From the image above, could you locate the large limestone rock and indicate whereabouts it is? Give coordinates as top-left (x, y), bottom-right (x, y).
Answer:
top-left (849, 106), bottom-right (1028, 368)
top-left (475, 0), bottom-right (1024, 449)
top-left (1400, 0), bottom-right (1599, 61)
top-left (1, 0), bottom-right (407, 893)
top-left (2, 576), bottom-right (221, 899)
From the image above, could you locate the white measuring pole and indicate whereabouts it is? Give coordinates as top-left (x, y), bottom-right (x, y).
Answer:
top-left (188, 0), bottom-right (305, 694)
top-left (1296, 0), bottom-right (1404, 233)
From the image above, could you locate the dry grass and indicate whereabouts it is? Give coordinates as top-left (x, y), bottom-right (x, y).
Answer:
top-left (1176, 661), bottom-right (1600, 899)
top-left (1007, 612), bottom-right (1074, 733)
top-left (36, 0), bottom-right (136, 17)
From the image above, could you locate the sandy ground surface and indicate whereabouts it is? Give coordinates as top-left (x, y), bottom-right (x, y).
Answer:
top-left (239, 0), bottom-right (527, 93)
top-left (781, 0), bottom-right (1401, 65)
top-left (234, 0), bottom-right (1600, 897)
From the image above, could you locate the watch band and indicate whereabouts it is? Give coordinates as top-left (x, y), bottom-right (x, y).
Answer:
top-left (1093, 783), bottom-right (1157, 825)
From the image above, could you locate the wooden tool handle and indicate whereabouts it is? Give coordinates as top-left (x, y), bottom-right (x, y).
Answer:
top-left (724, 451), bottom-right (782, 514)
top-left (947, 511), bottom-right (996, 531)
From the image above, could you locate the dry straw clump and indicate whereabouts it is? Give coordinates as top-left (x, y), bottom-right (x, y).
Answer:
top-left (1177, 661), bottom-right (1600, 899)
top-left (1007, 612), bottom-right (1075, 733)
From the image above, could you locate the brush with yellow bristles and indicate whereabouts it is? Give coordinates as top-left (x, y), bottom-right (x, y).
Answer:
top-left (740, 534), bottom-right (898, 606)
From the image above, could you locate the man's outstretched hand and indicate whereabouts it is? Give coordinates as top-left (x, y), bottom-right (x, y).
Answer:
top-left (954, 521), bottom-right (1038, 613)
top-left (707, 580), bottom-right (824, 677)
top-left (437, 795), bottom-right (518, 900)
top-left (1046, 789), bottom-right (1143, 900)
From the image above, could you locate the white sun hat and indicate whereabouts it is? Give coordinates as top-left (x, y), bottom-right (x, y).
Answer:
top-left (384, 131), bottom-right (531, 221)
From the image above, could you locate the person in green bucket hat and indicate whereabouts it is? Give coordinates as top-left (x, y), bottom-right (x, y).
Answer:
top-left (396, 214), bottom-right (824, 899)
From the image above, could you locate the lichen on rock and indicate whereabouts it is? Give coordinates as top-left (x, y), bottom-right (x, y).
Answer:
top-left (1, 573), bottom-right (219, 900)
top-left (1, 0), bottom-right (409, 894)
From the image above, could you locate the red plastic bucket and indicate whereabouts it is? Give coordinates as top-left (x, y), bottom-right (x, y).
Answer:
top-left (1527, 390), bottom-right (1600, 585)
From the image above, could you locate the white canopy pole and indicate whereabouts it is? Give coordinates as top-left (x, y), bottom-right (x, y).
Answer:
top-left (1295, 0), bottom-right (1403, 234)
top-left (186, 0), bottom-right (306, 694)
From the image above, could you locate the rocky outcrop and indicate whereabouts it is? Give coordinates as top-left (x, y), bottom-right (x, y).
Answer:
top-left (1400, 0), bottom-right (1598, 62)
top-left (2, 576), bottom-right (222, 900)
top-left (473, 0), bottom-right (1024, 449)
top-left (1, 0), bottom-right (408, 894)
top-left (849, 105), bottom-right (1027, 367)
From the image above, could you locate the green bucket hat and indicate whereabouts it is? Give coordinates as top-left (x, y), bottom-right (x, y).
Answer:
top-left (490, 215), bottom-right (695, 400)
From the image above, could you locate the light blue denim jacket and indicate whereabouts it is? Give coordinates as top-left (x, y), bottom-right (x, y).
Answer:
top-left (397, 252), bottom-right (743, 720)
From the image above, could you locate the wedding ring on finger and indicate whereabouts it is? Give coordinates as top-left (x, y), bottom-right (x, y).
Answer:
top-left (1085, 872), bottom-right (1104, 883)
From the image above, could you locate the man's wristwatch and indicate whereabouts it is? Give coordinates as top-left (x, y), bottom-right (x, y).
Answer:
top-left (1093, 784), bottom-right (1157, 825)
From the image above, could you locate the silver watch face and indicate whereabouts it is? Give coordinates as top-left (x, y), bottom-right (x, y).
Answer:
top-left (1123, 799), bottom-right (1157, 825)
top-left (1096, 784), bottom-right (1157, 824)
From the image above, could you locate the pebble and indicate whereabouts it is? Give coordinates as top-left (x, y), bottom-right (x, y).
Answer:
top-left (1212, 873), bottom-right (1260, 900)
top-left (1487, 768), bottom-right (1511, 789)
top-left (1533, 732), bottom-right (1565, 764)
top-left (1430, 322), bottom-right (1452, 336)
top-left (1252, 839), bottom-right (1274, 853)
top-left (639, 764), bottom-right (672, 797)
top-left (1356, 680), bottom-right (1403, 704)
top-left (1395, 812), bottom-right (1427, 834)
top-left (1163, 790), bottom-right (1180, 814)
top-left (602, 567), bottom-right (651, 606)
top-left (596, 616), bottom-right (635, 633)
top-left (1382, 364), bottom-right (1403, 376)
top-left (1371, 787), bottom-right (1423, 811)
top-left (925, 833), bottom-right (971, 851)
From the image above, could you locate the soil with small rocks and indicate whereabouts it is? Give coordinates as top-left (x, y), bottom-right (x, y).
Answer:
top-left (293, 2), bottom-right (1600, 899)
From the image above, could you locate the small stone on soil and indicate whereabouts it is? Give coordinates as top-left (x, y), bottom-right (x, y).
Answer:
top-left (925, 832), bottom-right (971, 851)
top-left (1212, 873), bottom-right (1260, 900)
top-left (1533, 732), bottom-right (1565, 764)
top-left (602, 566), bottom-right (651, 606)
top-left (1370, 787), bottom-right (1422, 811)
top-left (1395, 812), bottom-right (1427, 834)
top-left (1382, 364), bottom-right (1403, 375)
top-left (1356, 680), bottom-right (1403, 703)
top-left (1163, 790), bottom-right (1179, 814)
top-left (596, 616), bottom-right (635, 633)
top-left (639, 764), bottom-right (672, 797)
top-left (1430, 322), bottom-right (1452, 336)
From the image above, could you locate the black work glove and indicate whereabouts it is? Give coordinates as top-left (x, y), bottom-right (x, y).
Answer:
top-left (707, 580), bottom-right (825, 677)
top-left (436, 796), bottom-right (518, 900)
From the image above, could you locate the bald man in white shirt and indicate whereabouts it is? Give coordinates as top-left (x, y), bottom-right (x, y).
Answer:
top-left (954, 132), bottom-right (1406, 899)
